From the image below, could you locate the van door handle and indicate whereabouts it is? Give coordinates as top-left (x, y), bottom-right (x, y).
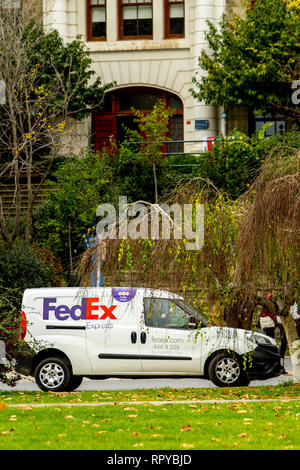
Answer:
top-left (131, 332), bottom-right (137, 344)
top-left (140, 332), bottom-right (147, 344)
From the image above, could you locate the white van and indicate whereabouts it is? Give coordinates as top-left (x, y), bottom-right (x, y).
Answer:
top-left (18, 287), bottom-right (283, 392)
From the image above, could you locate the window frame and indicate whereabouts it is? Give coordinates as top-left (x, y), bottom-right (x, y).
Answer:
top-left (164, 0), bottom-right (185, 39)
top-left (86, 0), bottom-right (107, 42)
top-left (118, 0), bottom-right (153, 41)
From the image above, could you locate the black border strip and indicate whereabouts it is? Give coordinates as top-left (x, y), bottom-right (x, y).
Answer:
top-left (98, 353), bottom-right (192, 360)
top-left (46, 325), bottom-right (86, 330)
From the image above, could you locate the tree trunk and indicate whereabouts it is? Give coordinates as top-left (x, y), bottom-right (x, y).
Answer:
top-left (26, 161), bottom-right (33, 242)
top-left (153, 162), bottom-right (158, 205)
top-left (281, 314), bottom-right (300, 384)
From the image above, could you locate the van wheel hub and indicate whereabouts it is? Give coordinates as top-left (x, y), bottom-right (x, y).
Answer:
top-left (39, 363), bottom-right (65, 389)
top-left (215, 358), bottom-right (240, 384)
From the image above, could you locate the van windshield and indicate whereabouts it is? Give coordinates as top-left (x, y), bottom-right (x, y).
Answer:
top-left (175, 300), bottom-right (214, 327)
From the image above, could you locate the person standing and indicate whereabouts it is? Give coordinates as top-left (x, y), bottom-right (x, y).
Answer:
top-left (259, 291), bottom-right (279, 338)
top-left (291, 302), bottom-right (300, 336)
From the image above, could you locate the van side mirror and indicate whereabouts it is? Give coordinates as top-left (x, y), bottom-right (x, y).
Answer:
top-left (188, 317), bottom-right (198, 329)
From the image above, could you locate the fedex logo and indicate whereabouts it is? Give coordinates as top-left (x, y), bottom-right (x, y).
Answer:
top-left (43, 298), bottom-right (117, 321)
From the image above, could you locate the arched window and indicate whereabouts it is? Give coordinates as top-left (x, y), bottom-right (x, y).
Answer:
top-left (93, 87), bottom-right (183, 153)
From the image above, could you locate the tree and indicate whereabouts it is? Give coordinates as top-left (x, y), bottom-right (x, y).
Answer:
top-left (191, 0), bottom-right (300, 124)
top-left (233, 147), bottom-right (300, 381)
top-left (124, 100), bottom-right (175, 204)
top-left (78, 145), bottom-right (300, 382)
top-left (0, 3), bottom-right (112, 247)
top-left (33, 149), bottom-right (118, 274)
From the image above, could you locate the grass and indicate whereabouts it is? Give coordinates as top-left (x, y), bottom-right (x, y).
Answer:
top-left (0, 382), bottom-right (299, 405)
top-left (0, 399), bottom-right (300, 450)
top-left (1, 384), bottom-right (300, 450)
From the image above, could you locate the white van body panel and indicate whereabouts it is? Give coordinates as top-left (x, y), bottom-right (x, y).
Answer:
top-left (21, 287), bottom-right (275, 378)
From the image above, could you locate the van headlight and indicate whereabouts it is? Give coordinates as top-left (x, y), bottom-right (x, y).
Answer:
top-left (245, 332), bottom-right (275, 346)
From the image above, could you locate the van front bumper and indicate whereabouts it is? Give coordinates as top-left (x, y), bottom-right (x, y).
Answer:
top-left (246, 344), bottom-right (283, 380)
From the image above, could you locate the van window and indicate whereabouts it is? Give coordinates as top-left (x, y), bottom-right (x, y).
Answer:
top-left (144, 298), bottom-right (189, 329)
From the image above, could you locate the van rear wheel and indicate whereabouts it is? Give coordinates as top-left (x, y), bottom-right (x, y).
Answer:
top-left (35, 356), bottom-right (71, 392)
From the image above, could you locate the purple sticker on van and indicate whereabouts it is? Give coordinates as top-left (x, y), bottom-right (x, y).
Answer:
top-left (112, 288), bottom-right (137, 303)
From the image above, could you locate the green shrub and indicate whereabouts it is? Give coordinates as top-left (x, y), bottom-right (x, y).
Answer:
top-left (0, 241), bottom-right (63, 289)
top-left (192, 129), bottom-right (300, 199)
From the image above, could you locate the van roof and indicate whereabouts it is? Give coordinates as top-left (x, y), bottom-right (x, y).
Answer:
top-left (23, 287), bottom-right (183, 300)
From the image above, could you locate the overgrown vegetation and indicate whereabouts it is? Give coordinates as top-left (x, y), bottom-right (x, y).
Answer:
top-left (191, 0), bottom-right (300, 124)
top-left (78, 144), bottom-right (300, 379)
top-left (0, 3), bottom-right (113, 246)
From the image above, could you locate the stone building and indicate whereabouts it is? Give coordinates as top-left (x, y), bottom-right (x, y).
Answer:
top-left (43, 0), bottom-right (250, 154)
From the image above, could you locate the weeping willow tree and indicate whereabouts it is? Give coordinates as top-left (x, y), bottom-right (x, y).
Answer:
top-left (77, 178), bottom-right (242, 325)
top-left (77, 147), bottom-right (300, 381)
top-left (233, 147), bottom-right (300, 381)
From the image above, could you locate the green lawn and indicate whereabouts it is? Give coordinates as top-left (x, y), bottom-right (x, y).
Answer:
top-left (0, 382), bottom-right (299, 405)
top-left (0, 399), bottom-right (299, 450)
top-left (0, 384), bottom-right (300, 450)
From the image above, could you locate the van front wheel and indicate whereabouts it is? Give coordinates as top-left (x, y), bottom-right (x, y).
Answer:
top-left (208, 352), bottom-right (249, 387)
top-left (35, 357), bottom-right (71, 392)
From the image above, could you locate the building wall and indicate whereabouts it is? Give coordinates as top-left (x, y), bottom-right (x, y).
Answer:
top-left (43, 0), bottom-right (247, 154)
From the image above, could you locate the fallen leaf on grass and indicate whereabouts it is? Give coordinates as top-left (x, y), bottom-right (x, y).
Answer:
top-left (0, 429), bottom-right (14, 436)
top-left (211, 437), bottom-right (221, 442)
top-left (180, 425), bottom-right (191, 432)
top-left (181, 443), bottom-right (194, 449)
top-left (0, 403), bottom-right (6, 411)
top-left (133, 443), bottom-right (144, 447)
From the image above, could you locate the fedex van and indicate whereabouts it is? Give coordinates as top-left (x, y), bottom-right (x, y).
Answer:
top-left (18, 287), bottom-right (283, 392)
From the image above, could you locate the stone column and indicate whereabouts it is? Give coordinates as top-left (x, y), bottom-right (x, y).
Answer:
top-left (188, 0), bottom-right (226, 152)
top-left (43, 0), bottom-right (68, 40)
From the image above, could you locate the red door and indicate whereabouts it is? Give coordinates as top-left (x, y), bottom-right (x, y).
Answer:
top-left (94, 115), bottom-right (116, 152)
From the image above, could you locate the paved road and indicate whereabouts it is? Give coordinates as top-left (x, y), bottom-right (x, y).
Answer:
top-left (0, 359), bottom-right (293, 392)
